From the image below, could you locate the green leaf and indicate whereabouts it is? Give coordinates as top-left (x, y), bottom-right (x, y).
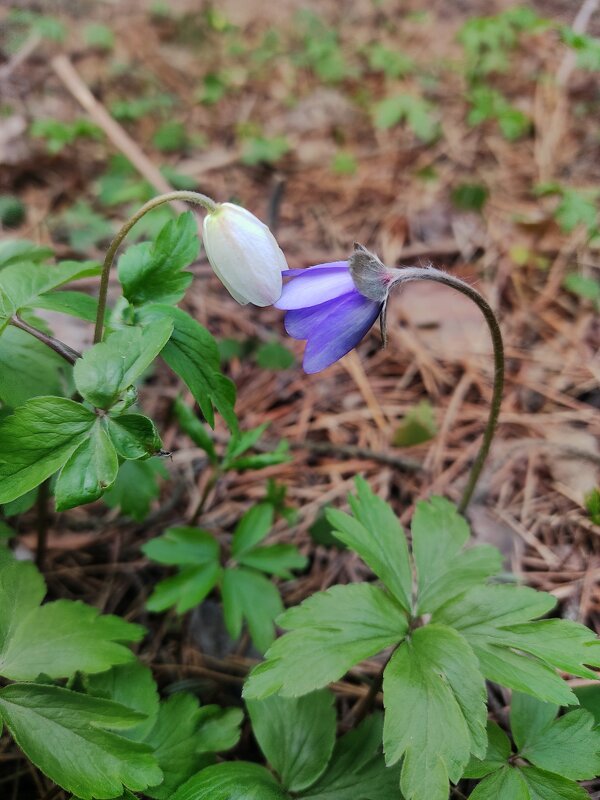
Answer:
top-left (241, 135), bottom-right (290, 166)
top-left (74, 319), bottom-right (173, 409)
top-left (0, 560), bottom-right (45, 646)
top-left (0, 396), bottom-right (95, 504)
top-left (87, 662), bottom-right (160, 741)
top-left (412, 496), bottom-right (502, 614)
top-left (516, 703), bottom-right (600, 780)
top-left (34, 289), bottom-right (99, 321)
top-left (247, 690), bottom-right (336, 792)
top-left (243, 583), bottom-right (408, 698)
top-left (383, 624), bottom-right (487, 800)
top-left (255, 341), bottom-right (295, 370)
top-left (195, 706), bottom-right (243, 753)
top-left (519, 766), bottom-right (590, 800)
top-left (0, 325), bottom-right (67, 406)
top-left (574, 683), bottom-right (600, 723)
top-left (463, 721), bottom-right (512, 779)
top-left (222, 567), bottom-right (284, 653)
top-left (232, 503), bottom-right (274, 558)
top-left (54, 419), bottom-right (119, 510)
top-left (238, 544), bottom-right (307, 579)
top-left (139, 304), bottom-right (237, 431)
top-left (103, 459), bottom-right (167, 521)
top-left (434, 584), bottom-right (578, 705)
top-left (0, 259), bottom-right (99, 331)
top-left (144, 693), bottom-right (213, 800)
top-left (392, 400), bottom-right (437, 447)
top-left (143, 527), bottom-right (220, 565)
top-left (0, 239), bottom-right (53, 268)
top-left (107, 414), bottom-right (162, 460)
top-left (171, 762), bottom-right (288, 800)
top-left (300, 713), bottom-right (400, 800)
top-left (373, 95), bottom-right (439, 141)
top-left (0, 683), bottom-right (161, 800)
top-left (555, 189), bottom-right (598, 234)
top-left (118, 212), bottom-right (198, 306)
top-left (146, 563), bottom-right (222, 614)
top-left (0, 590), bottom-right (143, 681)
top-left (174, 397), bottom-right (218, 464)
top-left (469, 766), bottom-right (529, 800)
top-left (326, 476), bottom-right (412, 611)
top-left (510, 692), bottom-right (557, 752)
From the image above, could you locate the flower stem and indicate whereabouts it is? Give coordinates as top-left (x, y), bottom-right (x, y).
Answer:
top-left (94, 190), bottom-right (217, 344)
top-left (391, 268), bottom-right (504, 513)
top-left (10, 315), bottom-right (81, 365)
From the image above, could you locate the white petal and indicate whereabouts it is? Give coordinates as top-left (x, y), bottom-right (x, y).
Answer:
top-left (202, 203), bottom-right (287, 306)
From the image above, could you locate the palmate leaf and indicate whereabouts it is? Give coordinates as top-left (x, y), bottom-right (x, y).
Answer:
top-left (0, 683), bottom-right (161, 800)
top-left (0, 560), bottom-right (143, 680)
top-left (243, 583), bottom-right (408, 698)
top-left (222, 567), bottom-right (284, 654)
top-left (0, 325), bottom-right (67, 406)
top-left (172, 762), bottom-right (288, 800)
top-left (383, 624), bottom-right (487, 800)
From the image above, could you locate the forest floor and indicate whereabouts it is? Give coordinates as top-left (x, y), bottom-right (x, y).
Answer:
top-left (0, 0), bottom-right (599, 796)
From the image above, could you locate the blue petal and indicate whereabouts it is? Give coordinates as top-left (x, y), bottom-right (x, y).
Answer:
top-left (284, 291), bottom-right (382, 373)
top-left (281, 261), bottom-right (348, 278)
top-left (276, 264), bottom-right (354, 310)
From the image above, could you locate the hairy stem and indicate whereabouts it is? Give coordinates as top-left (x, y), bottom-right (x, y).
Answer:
top-left (390, 268), bottom-right (504, 513)
top-left (10, 315), bottom-right (81, 365)
top-left (94, 190), bottom-right (218, 344)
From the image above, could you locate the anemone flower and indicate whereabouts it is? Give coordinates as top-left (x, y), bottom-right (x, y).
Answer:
top-left (274, 255), bottom-right (386, 374)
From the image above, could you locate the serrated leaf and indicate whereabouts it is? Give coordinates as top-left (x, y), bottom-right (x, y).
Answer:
top-left (463, 721), bottom-right (512, 779)
top-left (55, 419), bottom-right (119, 510)
top-left (247, 690), bottom-right (336, 792)
top-left (469, 766), bottom-right (530, 799)
top-left (146, 562), bottom-right (222, 614)
top-left (326, 476), bottom-right (412, 611)
top-left (231, 503), bottom-right (274, 558)
top-left (171, 762), bottom-right (288, 800)
top-left (0, 594), bottom-right (143, 680)
top-left (87, 662), bottom-right (160, 741)
top-left (143, 527), bottom-right (220, 565)
top-left (144, 693), bottom-right (212, 800)
top-left (517, 704), bottom-right (600, 780)
top-left (139, 304), bottom-right (237, 431)
top-left (243, 583), bottom-right (408, 698)
top-left (518, 766), bottom-right (590, 800)
top-left (103, 459), bottom-right (167, 521)
top-left (107, 413), bottom-right (162, 459)
top-left (383, 624), bottom-right (487, 800)
top-left (0, 240), bottom-right (53, 268)
top-left (74, 319), bottom-right (173, 409)
top-left (412, 496), bottom-right (502, 614)
top-left (300, 713), bottom-right (400, 800)
top-left (0, 683), bottom-right (161, 800)
top-left (238, 544), bottom-right (307, 579)
top-left (118, 212), bottom-right (199, 306)
top-left (0, 396), bottom-right (95, 504)
top-left (434, 584), bottom-right (578, 704)
top-left (222, 567), bottom-right (283, 653)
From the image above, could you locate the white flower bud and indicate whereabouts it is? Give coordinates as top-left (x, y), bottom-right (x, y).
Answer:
top-left (202, 202), bottom-right (287, 306)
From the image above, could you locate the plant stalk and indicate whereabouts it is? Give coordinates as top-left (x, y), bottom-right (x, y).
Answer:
top-left (94, 190), bottom-right (217, 344)
top-left (9, 315), bottom-right (81, 365)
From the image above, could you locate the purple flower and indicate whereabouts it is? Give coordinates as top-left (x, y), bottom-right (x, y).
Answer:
top-left (274, 261), bottom-right (383, 374)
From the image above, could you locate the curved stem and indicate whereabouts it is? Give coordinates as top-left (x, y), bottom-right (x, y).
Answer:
top-left (10, 315), bottom-right (81, 365)
top-left (94, 190), bottom-right (217, 344)
top-left (390, 268), bottom-right (504, 513)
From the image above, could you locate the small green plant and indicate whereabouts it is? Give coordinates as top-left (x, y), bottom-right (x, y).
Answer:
top-left (244, 478), bottom-right (600, 800)
top-left (585, 488), bottom-right (600, 524)
top-left (365, 43), bottom-right (415, 78)
top-left (241, 134), bottom-right (290, 166)
top-left (294, 11), bottom-right (357, 83)
top-left (176, 690), bottom-right (397, 798)
top-left (465, 692), bottom-right (600, 798)
top-left (451, 182), bottom-right (489, 212)
top-left (562, 28), bottom-right (600, 71)
top-left (331, 151), bottom-right (358, 176)
top-left (467, 86), bottom-right (530, 140)
top-left (83, 22), bottom-right (115, 50)
top-left (30, 118), bottom-right (103, 154)
top-left (392, 400), bottom-right (437, 447)
top-left (143, 501), bottom-right (306, 652)
top-left (373, 94), bottom-right (439, 142)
